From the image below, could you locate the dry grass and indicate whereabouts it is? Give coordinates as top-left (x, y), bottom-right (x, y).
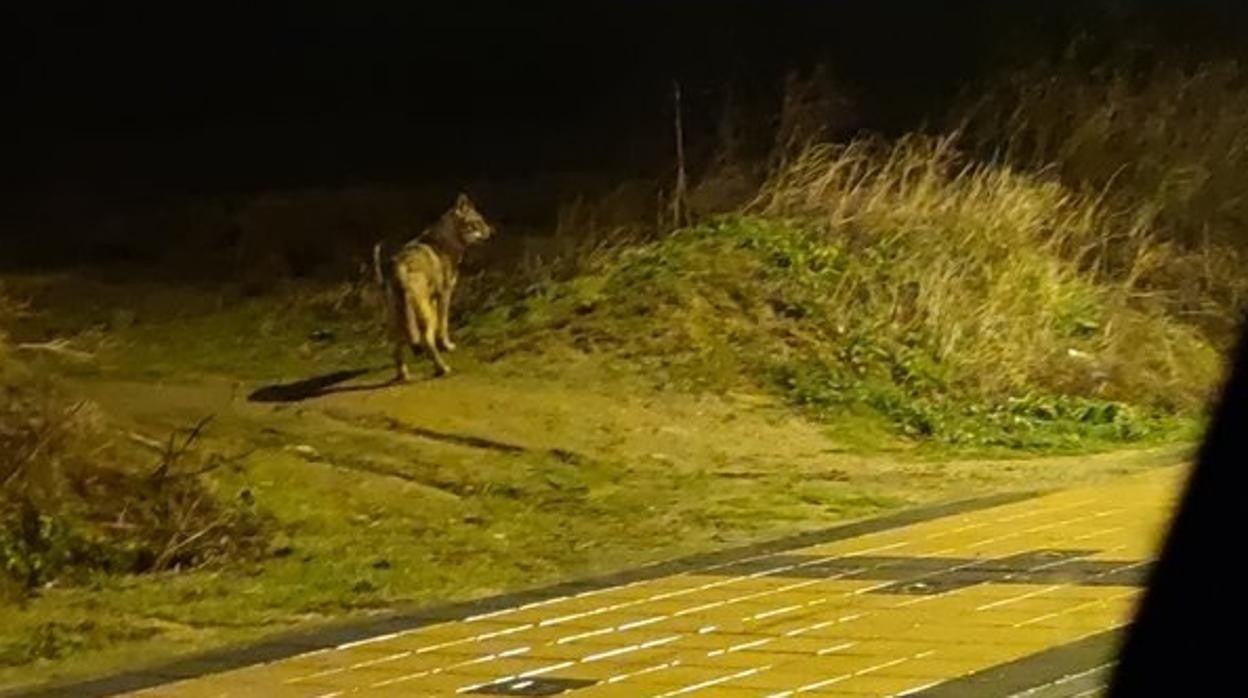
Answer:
top-left (0, 287), bottom-right (24, 353)
top-left (453, 185), bottom-right (658, 318)
top-left (0, 371), bottom-right (269, 597)
top-left (464, 132), bottom-right (1218, 453)
top-left (750, 134), bottom-right (1220, 408)
top-left (956, 57), bottom-right (1248, 344)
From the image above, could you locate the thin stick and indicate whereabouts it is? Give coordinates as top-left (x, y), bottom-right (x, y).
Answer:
top-left (15, 339), bottom-right (94, 361)
top-left (671, 80), bottom-right (689, 229)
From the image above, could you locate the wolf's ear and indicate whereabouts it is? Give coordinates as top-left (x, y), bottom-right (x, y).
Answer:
top-left (454, 193), bottom-right (472, 214)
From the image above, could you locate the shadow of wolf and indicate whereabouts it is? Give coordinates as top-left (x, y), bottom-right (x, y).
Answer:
top-left (247, 369), bottom-right (389, 403)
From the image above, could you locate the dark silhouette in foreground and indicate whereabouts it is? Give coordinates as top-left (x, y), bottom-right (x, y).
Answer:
top-left (1108, 318), bottom-right (1246, 695)
top-left (247, 368), bottom-right (393, 403)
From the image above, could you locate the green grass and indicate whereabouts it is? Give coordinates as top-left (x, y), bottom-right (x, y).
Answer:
top-left (777, 358), bottom-right (1196, 456)
top-left (0, 408), bottom-right (1190, 690)
top-left (0, 396), bottom-right (923, 690)
top-left (1, 276), bottom-right (382, 383)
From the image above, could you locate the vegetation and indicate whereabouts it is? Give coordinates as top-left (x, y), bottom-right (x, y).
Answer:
top-left (956, 54), bottom-right (1248, 345)
top-left (2, 286), bottom-right (270, 602)
top-left (0, 378), bottom-right (269, 594)
top-left (1, 52), bottom-right (1242, 688)
top-left (466, 136), bottom-right (1216, 452)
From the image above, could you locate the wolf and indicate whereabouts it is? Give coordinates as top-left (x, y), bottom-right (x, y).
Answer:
top-left (373, 193), bottom-right (494, 380)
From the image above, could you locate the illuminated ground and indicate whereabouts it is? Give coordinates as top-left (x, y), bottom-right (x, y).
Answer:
top-left (31, 466), bottom-right (1179, 698)
top-left (0, 276), bottom-right (1191, 694)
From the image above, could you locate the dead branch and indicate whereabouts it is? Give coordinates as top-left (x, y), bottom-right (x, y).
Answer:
top-left (153, 515), bottom-right (226, 571)
top-left (150, 415), bottom-right (216, 482)
top-left (15, 339), bottom-right (94, 362)
top-left (2, 401), bottom-right (86, 490)
top-left (127, 431), bottom-right (166, 452)
top-left (164, 449), bottom-right (257, 481)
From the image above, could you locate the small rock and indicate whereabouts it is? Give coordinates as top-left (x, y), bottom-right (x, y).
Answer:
top-left (287, 444), bottom-right (320, 459)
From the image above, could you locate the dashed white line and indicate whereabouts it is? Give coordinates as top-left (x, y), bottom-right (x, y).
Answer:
top-left (653, 665), bottom-right (773, 697)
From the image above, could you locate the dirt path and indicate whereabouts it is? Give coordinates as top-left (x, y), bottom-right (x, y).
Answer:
top-left (72, 356), bottom-right (1190, 509)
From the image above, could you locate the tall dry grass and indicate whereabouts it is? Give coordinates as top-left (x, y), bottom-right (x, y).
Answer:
top-left (452, 183), bottom-right (658, 318)
top-left (956, 57), bottom-right (1248, 343)
top-left (0, 386), bottom-right (269, 593)
top-left (0, 287), bottom-right (29, 370)
top-left (1, 288), bottom-right (268, 594)
top-left (749, 135), bottom-right (1219, 408)
top-left (466, 130), bottom-right (1220, 422)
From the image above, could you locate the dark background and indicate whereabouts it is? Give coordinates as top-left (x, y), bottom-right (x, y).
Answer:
top-left (4, 2), bottom-right (1248, 233)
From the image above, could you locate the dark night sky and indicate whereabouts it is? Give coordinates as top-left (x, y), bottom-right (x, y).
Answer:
top-left (4, 1), bottom-right (1248, 199)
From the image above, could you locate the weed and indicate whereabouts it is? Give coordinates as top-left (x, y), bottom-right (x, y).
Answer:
top-left (956, 54), bottom-right (1248, 344)
top-left (1, 377), bottom-right (269, 594)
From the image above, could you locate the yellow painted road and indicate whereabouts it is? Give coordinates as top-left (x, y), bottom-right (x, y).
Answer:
top-left (125, 467), bottom-right (1184, 697)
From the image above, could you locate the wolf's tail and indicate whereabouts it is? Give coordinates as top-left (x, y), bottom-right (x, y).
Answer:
top-left (372, 241), bottom-right (400, 332)
top-left (372, 241), bottom-right (386, 289)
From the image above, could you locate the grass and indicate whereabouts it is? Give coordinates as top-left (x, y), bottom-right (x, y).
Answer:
top-left (956, 55), bottom-right (1248, 346)
top-left (1, 374), bottom-right (271, 594)
top-left (1, 275), bottom-right (384, 383)
top-left (0, 367), bottom-right (934, 690)
top-left (0, 384), bottom-right (1188, 689)
top-left (464, 136), bottom-right (1219, 454)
